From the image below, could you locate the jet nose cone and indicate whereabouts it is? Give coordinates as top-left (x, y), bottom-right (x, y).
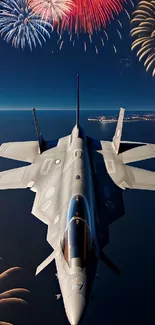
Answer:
top-left (66, 293), bottom-right (86, 325)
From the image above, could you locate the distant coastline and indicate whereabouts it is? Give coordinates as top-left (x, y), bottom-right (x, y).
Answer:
top-left (88, 113), bottom-right (155, 123)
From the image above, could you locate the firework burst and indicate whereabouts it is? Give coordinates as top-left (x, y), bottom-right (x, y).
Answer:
top-left (28, 0), bottom-right (74, 21)
top-left (0, 263), bottom-right (30, 325)
top-left (55, 0), bottom-right (134, 53)
top-left (0, 0), bottom-right (52, 50)
top-left (131, 0), bottom-right (155, 77)
top-left (59, 0), bottom-right (126, 35)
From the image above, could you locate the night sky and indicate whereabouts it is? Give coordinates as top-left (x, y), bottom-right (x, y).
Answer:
top-left (1, 1), bottom-right (155, 324)
top-left (0, 0), bottom-right (154, 111)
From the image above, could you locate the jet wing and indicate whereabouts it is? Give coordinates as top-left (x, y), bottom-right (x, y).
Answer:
top-left (102, 150), bottom-right (155, 191)
top-left (119, 142), bottom-right (155, 164)
top-left (0, 141), bottom-right (39, 163)
top-left (0, 135), bottom-right (71, 266)
top-left (90, 141), bottom-right (155, 249)
top-left (89, 135), bottom-right (155, 191)
top-left (121, 166), bottom-right (155, 190)
top-left (0, 165), bottom-right (35, 189)
top-left (0, 135), bottom-right (70, 192)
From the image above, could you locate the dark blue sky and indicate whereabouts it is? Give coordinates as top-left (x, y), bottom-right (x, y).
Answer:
top-left (0, 0), bottom-right (154, 111)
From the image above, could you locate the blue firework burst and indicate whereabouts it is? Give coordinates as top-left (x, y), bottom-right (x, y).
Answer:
top-left (0, 0), bottom-right (52, 50)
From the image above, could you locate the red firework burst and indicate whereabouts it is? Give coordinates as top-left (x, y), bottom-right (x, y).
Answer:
top-left (59, 0), bottom-right (126, 35)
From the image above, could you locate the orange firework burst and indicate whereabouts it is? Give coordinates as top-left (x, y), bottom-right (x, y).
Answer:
top-left (131, 0), bottom-right (155, 77)
top-left (0, 262), bottom-right (30, 325)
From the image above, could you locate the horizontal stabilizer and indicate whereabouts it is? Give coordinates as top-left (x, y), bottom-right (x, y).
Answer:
top-left (112, 108), bottom-right (125, 154)
top-left (120, 143), bottom-right (155, 164)
top-left (0, 166), bottom-right (33, 189)
top-left (35, 251), bottom-right (55, 275)
top-left (0, 141), bottom-right (39, 163)
top-left (100, 250), bottom-right (120, 276)
top-left (119, 141), bottom-right (145, 154)
top-left (124, 166), bottom-right (155, 190)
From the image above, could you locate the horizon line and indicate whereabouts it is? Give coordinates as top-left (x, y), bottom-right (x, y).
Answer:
top-left (1, 108), bottom-right (155, 111)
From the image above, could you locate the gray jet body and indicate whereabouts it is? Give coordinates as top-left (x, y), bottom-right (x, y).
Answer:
top-left (35, 125), bottom-right (99, 324)
top-left (1, 77), bottom-right (155, 324)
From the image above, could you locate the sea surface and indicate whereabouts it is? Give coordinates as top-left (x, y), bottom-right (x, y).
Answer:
top-left (1, 109), bottom-right (155, 325)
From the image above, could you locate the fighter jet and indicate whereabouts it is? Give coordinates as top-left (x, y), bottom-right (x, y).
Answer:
top-left (1, 75), bottom-right (155, 325)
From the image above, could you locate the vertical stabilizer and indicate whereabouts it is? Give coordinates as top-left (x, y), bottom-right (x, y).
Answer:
top-left (112, 108), bottom-right (125, 154)
top-left (32, 108), bottom-right (44, 154)
top-left (76, 73), bottom-right (80, 128)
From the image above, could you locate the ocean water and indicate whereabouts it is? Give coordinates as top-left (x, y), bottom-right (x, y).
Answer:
top-left (0, 109), bottom-right (155, 325)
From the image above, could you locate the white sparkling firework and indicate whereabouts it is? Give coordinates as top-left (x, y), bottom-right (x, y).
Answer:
top-left (28, 0), bottom-right (74, 21)
top-left (0, 0), bottom-right (52, 50)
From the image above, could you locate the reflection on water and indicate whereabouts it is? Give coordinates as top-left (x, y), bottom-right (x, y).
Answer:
top-left (0, 110), bottom-right (155, 325)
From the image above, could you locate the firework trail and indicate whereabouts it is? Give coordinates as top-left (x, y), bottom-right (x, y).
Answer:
top-left (131, 0), bottom-right (155, 77)
top-left (0, 0), bottom-right (52, 50)
top-left (0, 266), bottom-right (30, 304)
top-left (56, 0), bottom-right (134, 53)
top-left (0, 263), bottom-right (30, 324)
top-left (28, 0), bottom-right (74, 21)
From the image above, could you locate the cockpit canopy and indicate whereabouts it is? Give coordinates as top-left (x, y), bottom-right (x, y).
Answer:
top-left (63, 195), bottom-right (92, 268)
top-left (67, 194), bottom-right (91, 224)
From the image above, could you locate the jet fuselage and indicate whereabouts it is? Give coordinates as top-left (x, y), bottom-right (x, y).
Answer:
top-left (47, 126), bottom-right (100, 324)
